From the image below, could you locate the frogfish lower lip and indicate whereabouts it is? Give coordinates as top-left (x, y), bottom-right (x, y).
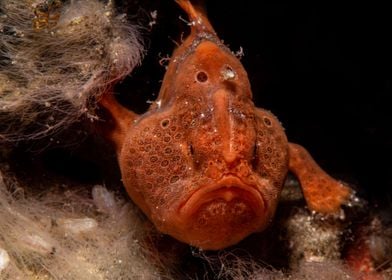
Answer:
top-left (179, 176), bottom-right (265, 217)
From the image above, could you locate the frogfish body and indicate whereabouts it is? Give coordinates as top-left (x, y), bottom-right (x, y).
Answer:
top-left (99, 0), bottom-right (351, 250)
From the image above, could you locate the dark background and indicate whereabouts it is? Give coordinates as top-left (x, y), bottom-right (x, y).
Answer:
top-left (116, 0), bottom-right (391, 205)
top-left (2, 1), bottom-right (390, 274)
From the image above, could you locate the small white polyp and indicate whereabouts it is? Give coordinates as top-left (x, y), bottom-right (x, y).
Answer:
top-left (58, 218), bottom-right (98, 235)
top-left (0, 248), bottom-right (10, 272)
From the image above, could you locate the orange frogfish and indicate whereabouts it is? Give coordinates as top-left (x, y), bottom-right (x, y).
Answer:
top-left (99, 0), bottom-right (351, 250)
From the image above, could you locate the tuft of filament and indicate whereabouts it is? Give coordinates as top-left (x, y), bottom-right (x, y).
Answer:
top-left (0, 0), bottom-right (144, 142)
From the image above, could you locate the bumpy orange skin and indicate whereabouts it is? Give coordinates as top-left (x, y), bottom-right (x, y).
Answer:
top-left (100, 0), bottom-right (351, 250)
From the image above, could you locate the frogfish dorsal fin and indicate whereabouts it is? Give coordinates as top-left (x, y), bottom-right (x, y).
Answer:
top-left (175, 0), bottom-right (215, 35)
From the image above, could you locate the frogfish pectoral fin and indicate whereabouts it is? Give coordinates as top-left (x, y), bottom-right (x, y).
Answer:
top-left (98, 92), bottom-right (138, 154)
top-left (288, 143), bottom-right (352, 214)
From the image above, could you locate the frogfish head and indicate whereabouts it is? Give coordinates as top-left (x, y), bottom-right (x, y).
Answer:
top-left (118, 0), bottom-right (289, 250)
